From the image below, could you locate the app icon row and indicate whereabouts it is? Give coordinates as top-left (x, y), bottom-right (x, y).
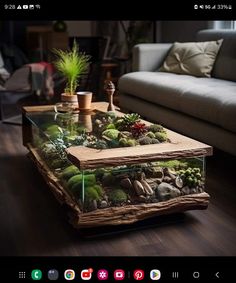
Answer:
top-left (19, 268), bottom-right (161, 280)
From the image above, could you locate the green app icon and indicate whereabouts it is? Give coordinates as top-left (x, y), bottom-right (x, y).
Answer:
top-left (31, 269), bottom-right (42, 280)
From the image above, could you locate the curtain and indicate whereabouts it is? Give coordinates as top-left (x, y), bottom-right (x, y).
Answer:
top-left (209, 21), bottom-right (235, 29)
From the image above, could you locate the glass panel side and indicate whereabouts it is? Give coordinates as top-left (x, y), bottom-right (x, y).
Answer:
top-left (30, 121), bottom-right (206, 213)
top-left (26, 110), bottom-right (170, 151)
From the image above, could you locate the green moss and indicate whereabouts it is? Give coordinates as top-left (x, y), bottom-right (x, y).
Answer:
top-left (69, 174), bottom-right (97, 195)
top-left (157, 160), bottom-right (188, 169)
top-left (149, 124), bottom-right (164, 132)
top-left (109, 189), bottom-right (127, 204)
top-left (50, 159), bottom-right (65, 169)
top-left (67, 174), bottom-right (95, 189)
top-left (62, 165), bottom-right (80, 180)
top-left (84, 174), bottom-right (96, 185)
top-left (67, 174), bottom-right (83, 189)
top-left (127, 139), bottom-right (136, 147)
top-left (155, 132), bottom-right (167, 142)
top-left (151, 138), bottom-right (160, 144)
top-left (93, 184), bottom-right (104, 197)
top-left (85, 187), bottom-right (100, 201)
top-left (102, 173), bottom-right (116, 186)
top-left (119, 137), bottom-right (128, 147)
top-left (146, 131), bottom-right (156, 139)
top-left (95, 168), bottom-right (106, 179)
top-left (45, 125), bottom-right (62, 139)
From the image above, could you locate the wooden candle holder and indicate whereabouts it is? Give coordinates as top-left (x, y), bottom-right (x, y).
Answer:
top-left (104, 80), bottom-right (115, 112)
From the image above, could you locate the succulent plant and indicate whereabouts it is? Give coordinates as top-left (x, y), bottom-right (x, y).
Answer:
top-left (131, 122), bottom-right (148, 138)
top-left (102, 129), bottom-right (120, 140)
top-left (178, 167), bottom-right (202, 188)
top-left (138, 136), bottom-right (153, 145)
top-left (106, 123), bottom-right (116, 129)
top-left (122, 113), bottom-right (141, 126)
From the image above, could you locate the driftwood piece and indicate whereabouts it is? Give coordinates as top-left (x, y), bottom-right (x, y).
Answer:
top-left (70, 192), bottom-right (210, 228)
top-left (67, 142), bottom-right (212, 170)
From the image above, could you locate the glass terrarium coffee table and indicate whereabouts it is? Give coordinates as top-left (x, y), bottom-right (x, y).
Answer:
top-left (22, 102), bottom-right (212, 229)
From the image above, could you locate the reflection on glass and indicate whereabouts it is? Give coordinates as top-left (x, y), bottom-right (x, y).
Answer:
top-left (54, 102), bottom-right (78, 114)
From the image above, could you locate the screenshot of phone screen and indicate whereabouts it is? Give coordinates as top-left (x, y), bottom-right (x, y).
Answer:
top-left (0, 0), bottom-right (235, 281)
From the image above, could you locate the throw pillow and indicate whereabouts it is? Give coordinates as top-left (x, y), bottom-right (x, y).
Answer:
top-left (159, 39), bottom-right (223, 77)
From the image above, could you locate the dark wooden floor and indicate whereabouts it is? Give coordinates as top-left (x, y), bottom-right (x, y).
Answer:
top-left (0, 122), bottom-right (235, 256)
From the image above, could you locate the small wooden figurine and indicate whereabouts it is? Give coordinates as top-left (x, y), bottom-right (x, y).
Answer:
top-left (104, 80), bottom-right (115, 112)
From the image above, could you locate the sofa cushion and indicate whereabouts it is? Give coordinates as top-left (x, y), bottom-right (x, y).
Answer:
top-left (118, 71), bottom-right (236, 133)
top-left (159, 40), bottom-right (223, 78)
top-left (197, 30), bottom-right (236, 82)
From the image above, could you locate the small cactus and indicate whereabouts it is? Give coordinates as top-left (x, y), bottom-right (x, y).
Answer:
top-left (178, 167), bottom-right (202, 188)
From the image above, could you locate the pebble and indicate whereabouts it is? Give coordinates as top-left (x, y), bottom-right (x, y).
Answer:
top-left (157, 182), bottom-right (181, 201)
top-left (100, 200), bottom-right (108, 208)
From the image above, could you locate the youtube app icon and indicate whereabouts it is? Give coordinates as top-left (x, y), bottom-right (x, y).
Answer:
top-left (81, 268), bottom-right (93, 280)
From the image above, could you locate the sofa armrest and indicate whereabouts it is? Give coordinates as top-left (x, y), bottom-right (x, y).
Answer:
top-left (132, 43), bottom-right (172, 72)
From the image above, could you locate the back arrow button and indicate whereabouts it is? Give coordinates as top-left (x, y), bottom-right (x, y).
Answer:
top-left (215, 272), bottom-right (220, 279)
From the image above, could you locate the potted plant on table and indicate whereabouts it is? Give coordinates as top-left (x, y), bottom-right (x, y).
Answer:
top-left (53, 40), bottom-right (91, 105)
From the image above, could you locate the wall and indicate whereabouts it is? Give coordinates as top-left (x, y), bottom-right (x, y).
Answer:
top-left (159, 21), bottom-right (209, 42)
top-left (65, 21), bottom-right (92, 37)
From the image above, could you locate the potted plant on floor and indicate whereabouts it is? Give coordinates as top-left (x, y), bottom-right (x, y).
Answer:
top-left (53, 40), bottom-right (91, 105)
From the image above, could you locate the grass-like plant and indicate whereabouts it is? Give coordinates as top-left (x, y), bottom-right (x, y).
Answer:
top-left (53, 40), bottom-right (91, 95)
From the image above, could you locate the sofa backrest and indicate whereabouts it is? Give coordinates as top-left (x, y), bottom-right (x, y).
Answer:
top-left (197, 29), bottom-right (236, 82)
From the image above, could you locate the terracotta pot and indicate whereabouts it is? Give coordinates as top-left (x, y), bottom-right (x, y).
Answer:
top-left (77, 91), bottom-right (93, 111)
top-left (61, 93), bottom-right (78, 104)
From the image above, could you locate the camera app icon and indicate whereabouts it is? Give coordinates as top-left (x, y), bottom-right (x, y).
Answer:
top-left (114, 269), bottom-right (125, 280)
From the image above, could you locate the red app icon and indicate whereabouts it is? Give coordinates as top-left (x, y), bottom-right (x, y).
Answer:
top-left (81, 268), bottom-right (93, 280)
top-left (114, 269), bottom-right (125, 280)
top-left (133, 270), bottom-right (145, 280)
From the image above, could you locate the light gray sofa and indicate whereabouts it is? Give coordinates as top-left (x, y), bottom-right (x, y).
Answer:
top-left (118, 29), bottom-right (236, 155)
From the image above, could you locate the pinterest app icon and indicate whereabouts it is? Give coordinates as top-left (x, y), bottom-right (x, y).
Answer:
top-left (133, 270), bottom-right (145, 280)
